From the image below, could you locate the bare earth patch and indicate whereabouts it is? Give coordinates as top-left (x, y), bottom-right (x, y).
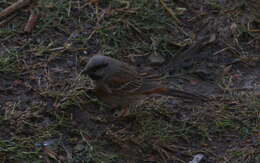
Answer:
top-left (0, 0), bottom-right (259, 162)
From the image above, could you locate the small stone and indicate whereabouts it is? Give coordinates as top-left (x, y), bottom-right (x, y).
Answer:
top-left (189, 154), bottom-right (205, 163)
top-left (218, 0), bottom-right (226, 4)
top-left (194, 68), bottom-right (215, 81)
top-left (182, 58), bottom-right (193, 69)
top-left (74, 144), bottom-right (85, 152)
top-left (43, 139), bottom-right (57, 147)
top-left (148, 54), bottom-right (165, 66)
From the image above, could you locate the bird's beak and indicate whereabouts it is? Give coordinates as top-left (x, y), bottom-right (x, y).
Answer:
top-left (82, 67), bottom-right (103, 80)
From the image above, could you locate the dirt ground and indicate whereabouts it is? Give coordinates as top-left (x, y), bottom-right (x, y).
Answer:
top-left (0, 0), bottom-right (259, 162)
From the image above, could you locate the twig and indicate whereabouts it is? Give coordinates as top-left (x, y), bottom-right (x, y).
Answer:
top-left (159, 0), bottom-right (181, 24)
top-left (213, 47), bottom-right (230, 55)
top-left (0, 0), bottom-right (32, 20)
top-left (249, 29), bottom-right (260, 32)
top-left (24, 8), bottom-right (40, 33)
top-left (0, 13), bottom-right (17, 27)
top-left (222, 42), bottom-right (242, 57)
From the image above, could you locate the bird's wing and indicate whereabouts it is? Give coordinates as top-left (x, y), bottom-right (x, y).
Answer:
top-left (104, 65), bottom-right (144, 94)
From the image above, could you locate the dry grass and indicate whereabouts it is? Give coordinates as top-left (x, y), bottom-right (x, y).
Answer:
top-left (0, 0), bottom-right (259, 162)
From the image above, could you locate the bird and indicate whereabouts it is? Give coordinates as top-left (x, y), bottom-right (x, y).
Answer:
top-left (83, 55), bottom-right (208, 116)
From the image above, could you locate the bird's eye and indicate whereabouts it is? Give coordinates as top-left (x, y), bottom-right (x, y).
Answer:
top-left (86, 62), bottom-right (108, 80)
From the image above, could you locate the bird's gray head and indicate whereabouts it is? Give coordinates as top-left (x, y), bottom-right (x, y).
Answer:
top-left (83, 55), bottom-right (110, 80)
top-left (84, 55), bottom-right (123, 81)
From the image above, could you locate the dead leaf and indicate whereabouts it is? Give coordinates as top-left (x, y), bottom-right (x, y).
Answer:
top-left (223, 65), bottom-right (232, 75)
top-left (44, 147), bottom-right (58, 160)
top-left (190, 79), bottom-right (200, 85)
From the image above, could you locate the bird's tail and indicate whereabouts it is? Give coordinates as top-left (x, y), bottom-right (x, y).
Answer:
top-left (142, 87), bottom-right (208, 102)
